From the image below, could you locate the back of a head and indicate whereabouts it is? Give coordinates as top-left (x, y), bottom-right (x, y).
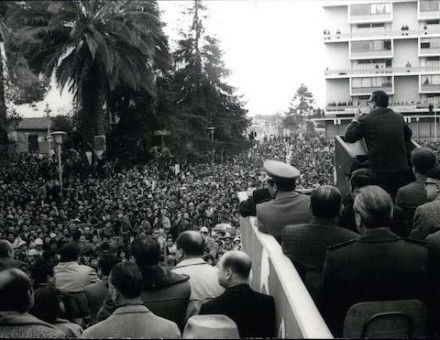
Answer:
top-left (98, 253), bottom-right (120, 276)
top-left (176, 231), bottom-right (205, 256)
top-left (0, 240), bottom-right (12, 259)
top-left (109, 262), bottom-right (143, 299)
top-left (130, 235), bottom-right (160, 267)
top-left (350, 168), bottom-right (378, 191)
top-left (60, 242), bottom-right (80, 262)
top-left (0, 268), bottom-right (33, 313)
top-left (411, 148), bottom-right (436, 175)
top-left (353, 185), bottom-right (393, 228)
top-left (221, 251), bottom-right (252, 280)
top-left (371, 90), bottom-right (389, 108)
top-left (30, 285), bottom-right (60, 323)
top-left (30, 259), bottom-right (54, 287)
top-left (273, 178), bottom-right (296, 192)
top-left (310, 185), bottom-right (342, 219)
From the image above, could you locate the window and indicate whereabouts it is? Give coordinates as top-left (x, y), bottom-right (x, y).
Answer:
top-left (351, 40), bottom-right (391, 53)
top-left (420, 0), bottom-right (440, 12)
top-left (421, 38), bottom-right (440, 49)
top-left (352, 77), bottom-right (392, 88)
top-left (351, 3), bottom-right (391, 16)
top-left (422, 75), bottom-right (440, 85)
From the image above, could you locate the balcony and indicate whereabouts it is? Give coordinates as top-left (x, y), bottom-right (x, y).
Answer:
top-left (420, 47), bottom-right (440, 55)
top-left (325, 66), bottom-right (440, 78)
top-left (421, 84), bottom-right (440, 92)
top-left (323, 27), bottom-right (440, 43)
top-left (351, 86), bottom-right (393, 95)
top-left (349, 3), bottom-right (392, 24)
top-left (350, 49), bottom-right (393, 59)
top-left (419, 0), bottom-right (440, 20)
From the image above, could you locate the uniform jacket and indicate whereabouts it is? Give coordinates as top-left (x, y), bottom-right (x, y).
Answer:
top-left (54, 261), bottom-right (99, 293)
top-left (256, 190), bottom-right (312, 241)
top-left (345, 107), bottom-right (412, 173)
top-left (396, 176), bottom-right (428, 233)
top-left (82, 304), bottom-right (180, 339)
top-left (172, 257), bottom-right (224, 319)
top-left (282, 218), bottom-right (358, 299)
top-left (199, 284), bottom-right (276, 338)
top-left (410, 198), bottom-right (440, 240)
top-left (320, 228), bottom-right (430, 337)
top-left (97, 265), bottom-right (190, 330)
top-left (0, 311), bottom-right (65, 338)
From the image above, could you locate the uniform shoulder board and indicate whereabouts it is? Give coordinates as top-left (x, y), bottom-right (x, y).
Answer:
top-left (404, 238), bottom-right (428, 246)
top-left (328, 238), bottom-right (356, 250)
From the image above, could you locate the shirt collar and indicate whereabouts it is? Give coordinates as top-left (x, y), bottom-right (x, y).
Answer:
top-left (174, 257), bottom-right (206, 268)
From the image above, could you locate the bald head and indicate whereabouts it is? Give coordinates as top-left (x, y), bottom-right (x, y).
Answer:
top-left (176, 231), bottom-right (206, 256)
top-left (0, 240), bottom-right (13, 259)
top-left (221, 251), bottom-right (252, 280)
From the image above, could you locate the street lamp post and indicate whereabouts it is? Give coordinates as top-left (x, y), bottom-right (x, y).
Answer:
top-left (207, 127), bottom-right (215, 164)
top-left (51, 131), bottom-right (67, 200)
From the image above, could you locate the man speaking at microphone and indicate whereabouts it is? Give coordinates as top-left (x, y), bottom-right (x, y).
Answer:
top-left (344, 90), bottom-right (414, 200)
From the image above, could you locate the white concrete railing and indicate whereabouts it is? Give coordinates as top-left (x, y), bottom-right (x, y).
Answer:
top-left (238, 192), bottom-right (332, 339)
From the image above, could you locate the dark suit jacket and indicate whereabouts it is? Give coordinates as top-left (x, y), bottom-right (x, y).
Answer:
top-left (199, 284), bottom-right (276, 338)
top-left (345, 107), bottom-right (412, 173)
top-left (410, 199), bottom-right (440, 240)
top-left (239, 188), bottom-right (271, 217)
top-left (320, 228), bottom-right (429, 337)
top-left (338, 202), bottom-right (407, 237)
top-left (395, 176), bottom-right (428, 233)
top-left (282, 218), bottom-right (358, 300)
top-left (84, 279), bottom-right (108, 323)
top-left (257, 190), bottom-right (312, 241)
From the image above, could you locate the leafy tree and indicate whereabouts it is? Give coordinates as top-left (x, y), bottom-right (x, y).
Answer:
top-left (171, 0), bottom-right (249, 161)
top-left (16, 0), bottom-right (168, 144)
top-left (282, 83), bottom-right (316, 131)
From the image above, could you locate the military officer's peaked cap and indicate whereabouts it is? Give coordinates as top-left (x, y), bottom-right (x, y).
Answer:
top-left (263, 160), bottom-right (300, 180)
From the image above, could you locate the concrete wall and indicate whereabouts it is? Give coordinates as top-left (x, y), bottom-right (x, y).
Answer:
top-left (393, 39), bottom-right (419, 67)
top-left (326, 79), bottom-right (351, 104)
top-left (393, 75), bottom-right (419, 104)
top-left (325, 43), bottom-right (350, 69)
top-left (392, 1), bottom-right (418, 31)
top-left (323, 5), bottom-right (350, 34)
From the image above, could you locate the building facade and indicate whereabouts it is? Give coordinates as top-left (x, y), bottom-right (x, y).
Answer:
top-left (319, 0), bottom-right (440, 139)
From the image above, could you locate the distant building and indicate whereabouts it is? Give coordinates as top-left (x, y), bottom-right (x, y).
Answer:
top-left (8, 117), bottom-right (52, 153)
top-left (319, 0), bottom-right (440, 139)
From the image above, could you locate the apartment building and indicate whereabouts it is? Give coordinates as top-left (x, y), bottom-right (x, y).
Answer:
top-left (320, 0), bottom-right (440, 139)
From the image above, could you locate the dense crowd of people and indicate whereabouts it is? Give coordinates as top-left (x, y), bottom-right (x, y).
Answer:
top-left (4, 91), bottom-right (440, 338)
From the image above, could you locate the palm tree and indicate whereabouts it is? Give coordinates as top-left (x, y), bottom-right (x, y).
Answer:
top-left (15, 0), bottom-right (167, 143)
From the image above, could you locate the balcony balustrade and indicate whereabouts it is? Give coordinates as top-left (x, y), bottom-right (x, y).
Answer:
top-left (351, 85), bottom-right (393, 95)
top-left (325, 66), bottom-right (440, 77)
top-left (421, 84), bottom-right (440, 92)
top-left (323, 27), bottom-right (440, 42)
top-left (350, 49), bottom-right (393, 59)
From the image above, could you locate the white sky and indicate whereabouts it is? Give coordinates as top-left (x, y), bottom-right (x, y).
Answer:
top-left (14, 0), bottom-right (327, 118)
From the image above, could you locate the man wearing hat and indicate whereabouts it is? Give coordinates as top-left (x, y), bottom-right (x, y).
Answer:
top-left (410, 166), bottom-right (440, 239)
top-left (257, 160), bottom-right (312, 241)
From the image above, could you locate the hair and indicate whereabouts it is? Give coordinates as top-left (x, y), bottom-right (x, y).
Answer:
top-left (350, 168), bottom-right (377, 190)
top-left (371, 90), bottom-right (389, 108)
top-left (0, 268), bottom-right (33, 313)
top-left (130, 236), bottom-right (160, 267)
top-left (222, 251), bottom-right (252, 279)
top-left (411, 148), bottom-right (436, 175)
top-left (176, 231), bottom-right (206, 256)
top-left (60, 242), bottom-right (80, 262)
top-left (30, 259), bottom-right (54, 287)
top-left (270, 178), bottom-right (296, 192)
top-left (353, 185), bottom-right (393, 228)
top-left (98, 253), bottom-right (120, 276)
top-left (310, 185), bottom-right (342, 219)
top-left (29, 285), bottom-right (60, 322)
top-left (0, 240), bottom-right (12, 259)
top-left (109, 262), bottom-right (143, 299)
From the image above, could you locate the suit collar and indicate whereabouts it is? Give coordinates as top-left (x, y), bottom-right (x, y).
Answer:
top-left (174, 257), bottom-right (206, 268)
top-left (360, 228), bottom-right (400, 243)
top-left (226, 283), bottom-right (250, 292)
top-left (369, 107), bottom-right (391, 116)
top-left (310, 217), bottom-right (338, 227)
top-left (415, 175), bottom-right (427, 184)
top-left (275, 191), bottom-right (300, 200)
top-left (113, 303), bottom-right (151, 315)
